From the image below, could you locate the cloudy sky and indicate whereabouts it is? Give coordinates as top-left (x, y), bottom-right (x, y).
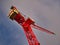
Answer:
top-left (0, 0), bottom-right (60, 45)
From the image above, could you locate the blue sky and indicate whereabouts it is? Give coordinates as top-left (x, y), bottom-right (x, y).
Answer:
top-left (0, 6), bottom-right (28, 45)
top-left (0, 0), bottom-right (60, 45)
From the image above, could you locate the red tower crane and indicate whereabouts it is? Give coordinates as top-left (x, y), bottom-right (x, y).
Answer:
top-left (8, 6), bottom-right (55, 45)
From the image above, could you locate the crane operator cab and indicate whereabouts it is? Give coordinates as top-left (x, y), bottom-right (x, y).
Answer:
top-left (8, 6), bottom-right (19, 20)
top-left (8, 6), bottom-right (26, 24)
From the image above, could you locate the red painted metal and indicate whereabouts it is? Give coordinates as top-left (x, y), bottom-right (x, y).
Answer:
top-left (8, 6), bottom-right (55, 45)
top-left (14, 13), bottom-right (40, 45)
top-left (31, 24), bottom-right (55, 35)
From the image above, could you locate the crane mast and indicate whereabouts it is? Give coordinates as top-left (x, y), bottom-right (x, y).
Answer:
top-left (8, 6), bottom-right (55, 45)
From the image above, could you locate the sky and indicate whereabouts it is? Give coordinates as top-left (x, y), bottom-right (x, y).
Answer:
top-left (0, 0), bottom-right (60, 45)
